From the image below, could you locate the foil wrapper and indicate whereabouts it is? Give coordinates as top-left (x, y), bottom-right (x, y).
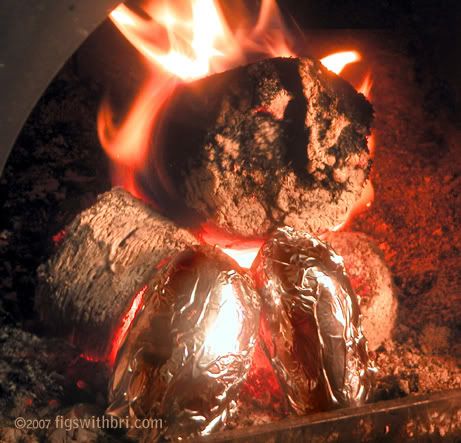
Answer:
top-left (251, 227), bottom-right (376, 413)
top-left (107, 246), bottom-right (260, 442)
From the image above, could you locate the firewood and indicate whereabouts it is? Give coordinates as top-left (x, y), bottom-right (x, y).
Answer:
top-left (36, 188), bottom-right (198, 360)
top-left (138, 56), bottom-right (373, 238)
top-left (323, 231), bottom-right (397, 350)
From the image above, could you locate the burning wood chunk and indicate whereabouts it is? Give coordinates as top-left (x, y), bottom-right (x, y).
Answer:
top-left (139, 57), bottom-right (373, 237)
top-left (107, 247), bottom-right (260, 441)
top-left (251, 227), bottom-right (375, 413)
top-left (322, 231), bottom-right (398, 350)
top-left (36, 187), bottom-right (198, 361)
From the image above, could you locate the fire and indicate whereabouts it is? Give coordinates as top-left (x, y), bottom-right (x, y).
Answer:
top-left (320, 50), bottom-right (361, 75)
top-left (358, 73), bottom-right (373, 98)
top-left (101, 0), bottom-right (375, 266)
top-left (100, 0), bottom-right (297, 193)
top-left (109, 0), bottom-right (238, 81)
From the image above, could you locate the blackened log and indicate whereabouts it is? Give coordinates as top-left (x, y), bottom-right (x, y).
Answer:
top-left (323, 231), bottom-right (397, 350)
top-left (36, 188), bottom-right (198, 360)
top-left (139, 56), bottom-right (373, 238)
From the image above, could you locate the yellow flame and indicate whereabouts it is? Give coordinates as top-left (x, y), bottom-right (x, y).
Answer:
top-left (110, 0), bottom-right (238, 81)
top-left (320, 50), bottom-right (361, 75)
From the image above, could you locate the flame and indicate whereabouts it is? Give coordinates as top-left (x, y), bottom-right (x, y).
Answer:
top-left (320, 50), bottom-right (361, 75)
top-left (100, 0), bottom-right (298, 195)
top-left (358, 73), bottom-right (373, 98)
top-left (109, 0), bottom-right (238, 81)
top-left (101, 0), bottom-right (375, 247)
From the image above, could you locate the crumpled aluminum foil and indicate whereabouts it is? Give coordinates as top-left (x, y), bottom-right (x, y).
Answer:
top-left (107, 246), bottom-right (260, 442)
top-left (251, 227), bottom-right (376, 413)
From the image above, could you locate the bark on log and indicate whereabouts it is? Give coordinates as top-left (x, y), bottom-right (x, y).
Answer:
top-left (138, 56), bottom-right (373, 238)
top-left (323, 231), bottom-right (397, 350)
top-left (36, 188), bottom-right (198, 360)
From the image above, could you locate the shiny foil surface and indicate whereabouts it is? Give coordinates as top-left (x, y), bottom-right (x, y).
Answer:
top-left (107, 246), bottom-right (260, 442)
top-left (251, 227), bottom-right (376, 413)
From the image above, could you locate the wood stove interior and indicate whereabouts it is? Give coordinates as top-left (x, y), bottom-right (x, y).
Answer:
top-left (0, 0), bottom-right (460, 441)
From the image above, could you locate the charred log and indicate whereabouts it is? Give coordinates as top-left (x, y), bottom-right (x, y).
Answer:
top-left (35, 188), bottom-right (198, 360)
top-left (139, 56), bottom-right (373, 238)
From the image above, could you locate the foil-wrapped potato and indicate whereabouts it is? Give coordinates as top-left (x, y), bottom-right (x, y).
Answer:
top-left (251, 227), bottom-right (376, 413)
top-left (107, 246), bottom-right (260, 441)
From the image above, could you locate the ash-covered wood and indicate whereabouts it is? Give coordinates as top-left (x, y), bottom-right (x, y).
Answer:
top-left (36, 188), bottom-right (198, 359)
top-left (323, 231), bottom-right (397, 350)
top-left (139, 56), bottom-right (373, 238)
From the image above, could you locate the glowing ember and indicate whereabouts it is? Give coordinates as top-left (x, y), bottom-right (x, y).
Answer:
top-left (79, 353), bottom-right (101, 363)
top-left (108, 285), bottom-right (146, 365)
top-left (52, 229), bottom-right (66, 246)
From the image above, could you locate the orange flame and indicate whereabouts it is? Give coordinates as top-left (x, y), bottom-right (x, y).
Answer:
top-left (109, 0), bottom-right (238, 81)
top-left (100, 0), bottom-right (375, 259)
top-left (358, 73), bottom-right (373, 98)
top-left (320, 50), bottom-right (361, 75)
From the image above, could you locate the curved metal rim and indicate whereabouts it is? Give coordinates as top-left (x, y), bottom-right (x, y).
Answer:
top-left (0, 0), bottom-right (123, 176)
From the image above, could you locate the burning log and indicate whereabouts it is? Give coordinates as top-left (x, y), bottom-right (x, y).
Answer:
top-left (323, 231), bottom-right (398, 350)
top-left (139, 56), bottom-right (373, 238)
top-left (36, 188), bottom-right (198, 361)
top-left (251, 227), bottom-right (375, 413)
top-left (108, 246), bottom-right (260, 441)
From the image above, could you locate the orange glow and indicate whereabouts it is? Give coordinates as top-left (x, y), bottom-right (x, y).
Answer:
top-left (110, 1), bottom-right (238, 81)
top-left (320, 50), bottom-right (361, 75)
top-left (197, 223), bottom-right (263, 268)
top-left (367, 132), bottom-right (376, 158)
top-left (358, 73), bottom-right (373, 98)
top-left (108, 285), bottom-right (146, 365)
top-left (102, 0), bottom-right (375, 238)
